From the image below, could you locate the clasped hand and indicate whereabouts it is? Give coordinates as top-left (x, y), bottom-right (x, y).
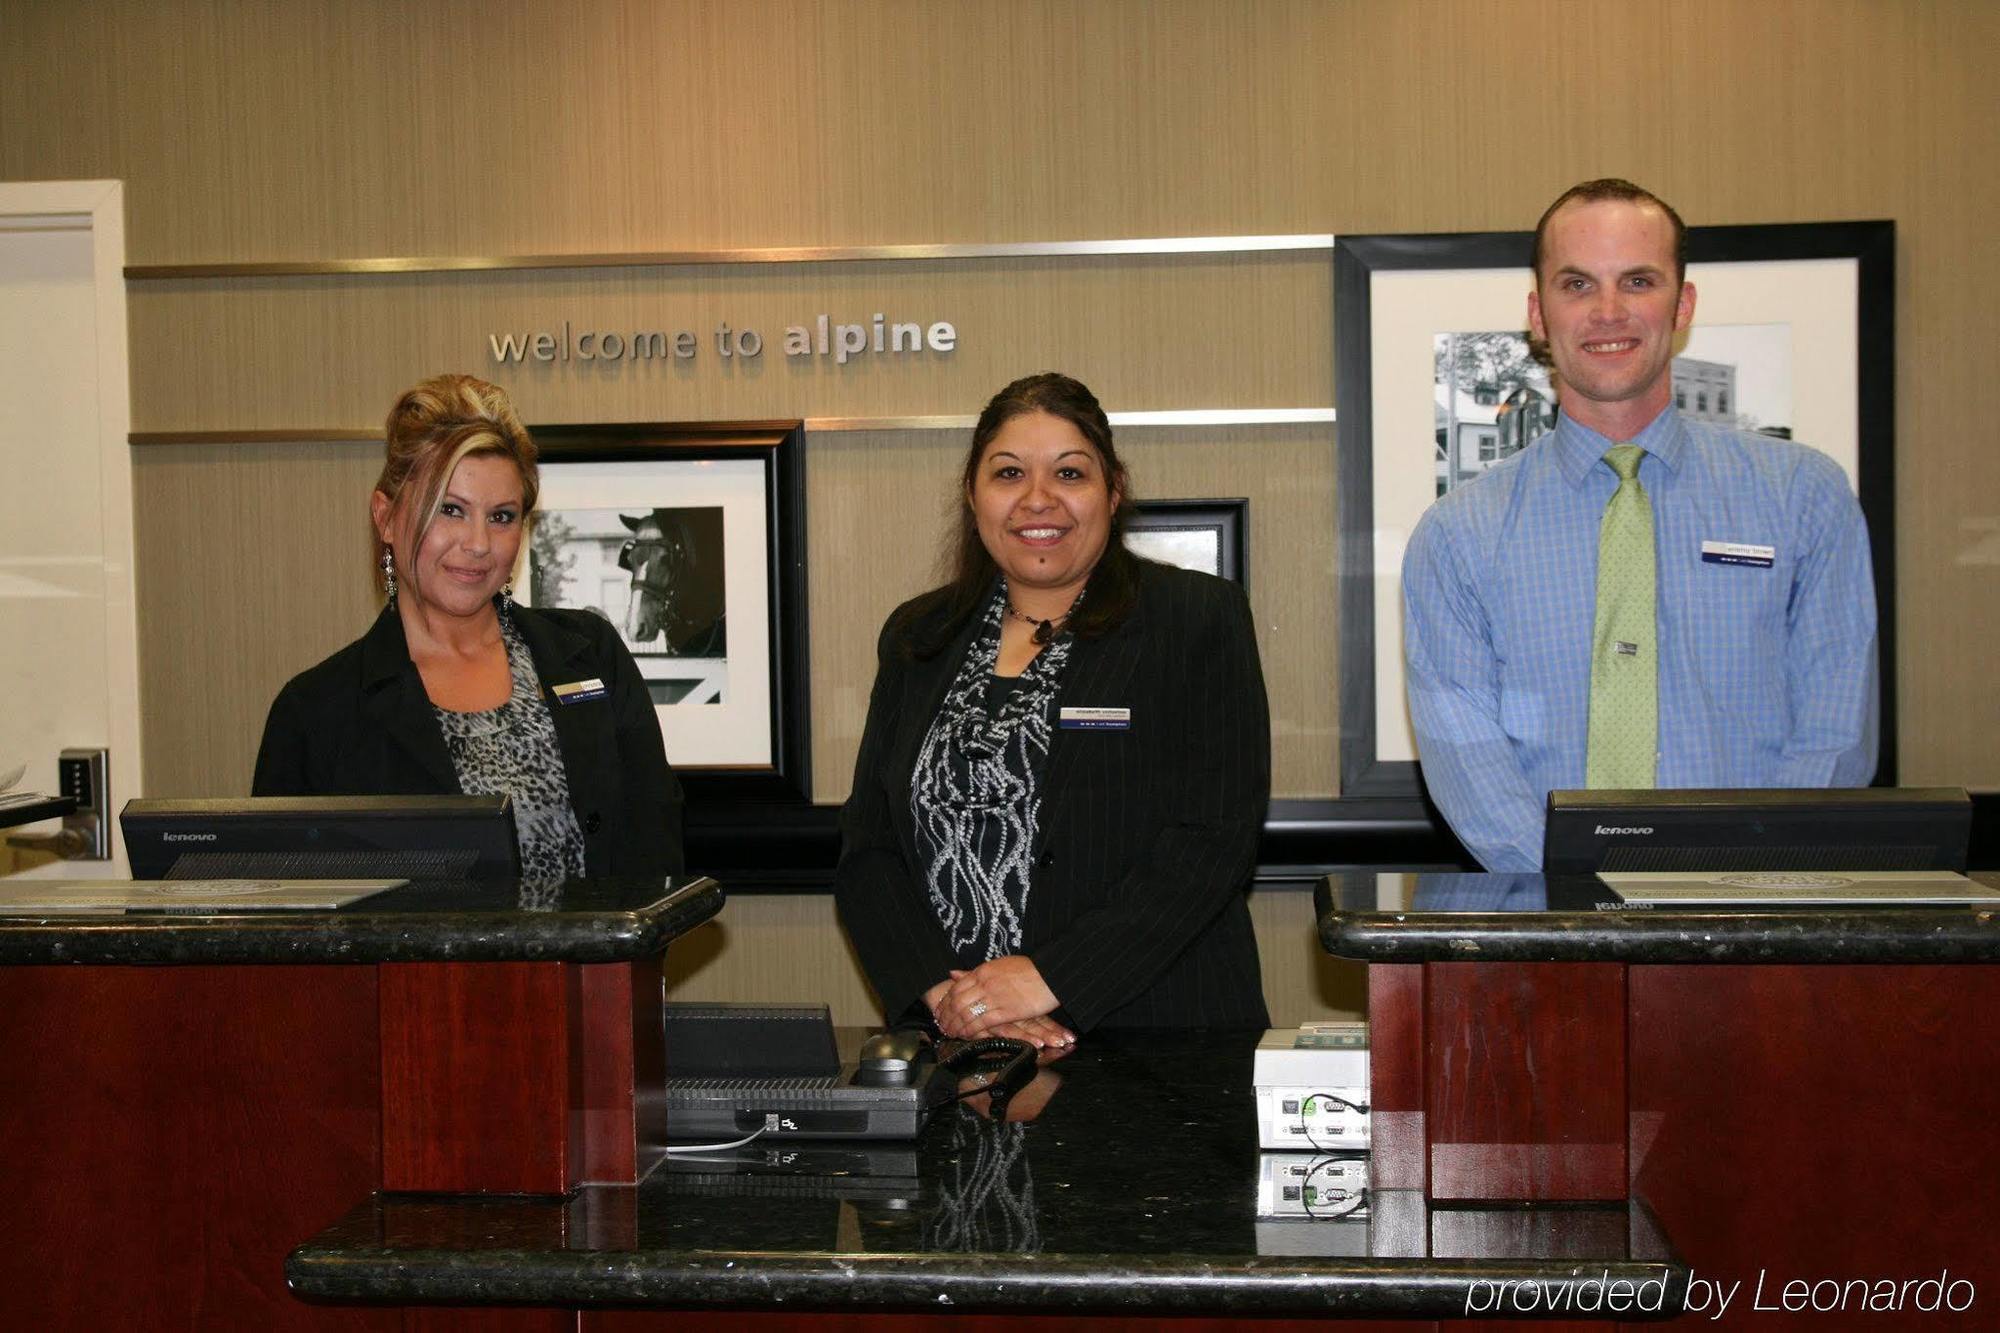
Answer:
top-left (924, 955), bottom-right (1073, 1048)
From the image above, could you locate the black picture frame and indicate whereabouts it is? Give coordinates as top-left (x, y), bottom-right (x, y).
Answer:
top-left (526, 421), bottom-right (811, 804)
top-left (1334, 221), bottom-right (1897, 799)
top-left (1123, 498), bottom-right (1248, 586)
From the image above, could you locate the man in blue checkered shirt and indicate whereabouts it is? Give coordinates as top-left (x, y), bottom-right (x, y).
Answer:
top-left (1402, 180), bottom-right (1878, 871)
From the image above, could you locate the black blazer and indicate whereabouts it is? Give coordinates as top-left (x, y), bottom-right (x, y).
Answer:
top-left (835, 561), bottom-right (1271, 1032)
top-left (252, 604), bottom-right (684, 878)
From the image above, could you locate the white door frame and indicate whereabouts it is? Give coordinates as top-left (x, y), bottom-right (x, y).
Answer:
top-left (0, 180), bottom-right (142, 855)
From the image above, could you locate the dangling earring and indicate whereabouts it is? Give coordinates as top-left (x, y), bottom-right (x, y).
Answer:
top-left (381, 548), bottom-right (398, 606)
top-left (498, 580), bottom-right (514, 621)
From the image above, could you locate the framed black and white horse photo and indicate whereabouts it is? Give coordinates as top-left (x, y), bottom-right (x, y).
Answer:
top-left (519, 421), bottom-right (810, 802)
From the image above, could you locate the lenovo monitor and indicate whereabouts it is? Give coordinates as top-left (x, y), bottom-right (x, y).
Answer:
top-left (1542, 787), bottom-right (1972, 875)
top-left (120, 794), bottom-right (520, 881)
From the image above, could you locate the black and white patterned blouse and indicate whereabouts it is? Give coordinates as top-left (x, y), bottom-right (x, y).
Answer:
top-left (910, 583), bottom-right (1074, 964)
top-left (434, 617), bottom-right (587, 891)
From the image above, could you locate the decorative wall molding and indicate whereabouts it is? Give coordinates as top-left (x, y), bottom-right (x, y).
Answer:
top-left (130, 407), bottom-right (1337, 446)
top-left (126, 234), bottom-right (1337, 281)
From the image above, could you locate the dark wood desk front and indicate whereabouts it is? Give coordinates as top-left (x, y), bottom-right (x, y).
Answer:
top-left (1319, 871), bottom-right (2000, 1330)
top-left (0, 876), bottom-right (721, 1332)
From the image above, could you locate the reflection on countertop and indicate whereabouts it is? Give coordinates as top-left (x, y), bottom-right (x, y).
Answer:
top-left (289, 1030), bottom-right (1685, 1319)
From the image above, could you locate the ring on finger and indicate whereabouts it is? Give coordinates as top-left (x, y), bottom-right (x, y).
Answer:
top-left (968, 1000), bottom-right (989, 1018)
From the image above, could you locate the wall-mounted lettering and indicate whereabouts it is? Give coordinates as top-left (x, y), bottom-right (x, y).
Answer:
top-left (489, 314), bottom-right (956, 368)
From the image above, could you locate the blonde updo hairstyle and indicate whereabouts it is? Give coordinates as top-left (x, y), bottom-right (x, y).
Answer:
top-left (374, 374), bottom-right (539, 596)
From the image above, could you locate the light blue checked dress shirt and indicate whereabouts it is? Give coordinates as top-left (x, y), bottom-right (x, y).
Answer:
top-left (1402, 406), bottom-right (1878, 871)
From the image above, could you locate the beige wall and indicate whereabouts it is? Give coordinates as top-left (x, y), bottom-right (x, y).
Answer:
top-left (6, 0), bottom-right (1996, 1022)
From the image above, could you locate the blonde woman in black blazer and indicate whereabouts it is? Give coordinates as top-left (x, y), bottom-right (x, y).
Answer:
top-left (253, 374), bottom-right (682, 880)
top-left (836, 374), bottom-right (1270, 1047)
top-left (253, 599), bottom-right (682, 878)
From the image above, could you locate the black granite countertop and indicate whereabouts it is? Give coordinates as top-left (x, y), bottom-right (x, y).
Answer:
top-left (0, 875), bottom-right (722, 965)
top-left (1317, 871), bottom-right (2000, 963)
top-left (289, 1032), bottom-right (1686, 1319)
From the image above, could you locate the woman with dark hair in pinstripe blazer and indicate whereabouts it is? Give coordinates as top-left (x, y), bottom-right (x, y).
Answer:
top-left (836, 373), bottom-right (1272, 1049)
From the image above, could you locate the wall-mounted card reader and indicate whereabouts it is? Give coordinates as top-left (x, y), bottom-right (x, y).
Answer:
top-left (6, 748), bottom-right (110, 860)
top-left (57, 748), bottom-right (110, 859)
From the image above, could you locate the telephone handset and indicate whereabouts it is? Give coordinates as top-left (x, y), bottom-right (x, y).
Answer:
top-left (856, 1028), bottom-right (936, 1086)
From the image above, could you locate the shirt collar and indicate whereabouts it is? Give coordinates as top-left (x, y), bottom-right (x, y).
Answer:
top-left (1551, 403), bottom-right (1686, 487)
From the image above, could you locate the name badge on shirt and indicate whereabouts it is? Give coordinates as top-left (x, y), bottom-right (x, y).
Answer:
top-left (1701, 540), bottom-right (1776, 568)
top-left (551, 678), bottom-right (608, 704)
top-left (1059, 706), bottom-right (1131, 731)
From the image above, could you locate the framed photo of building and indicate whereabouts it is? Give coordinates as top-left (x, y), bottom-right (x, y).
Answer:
top-left (1123, 498), bottom-right (1248, 586)
top-left (519, 421), bottom-right (810, 803)
top-left (1333, 221), bottom-right (1896, 798)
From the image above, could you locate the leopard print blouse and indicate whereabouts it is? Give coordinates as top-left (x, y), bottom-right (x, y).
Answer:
top-left (433, 617), bottom-right (588, 890)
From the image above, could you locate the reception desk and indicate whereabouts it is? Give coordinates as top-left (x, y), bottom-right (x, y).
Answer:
top-left (12, 870), bottom-right (1992, 1329)
top-left (0, 876), bottom-right (722, 1331)
top-left (288, 1030), bottom-right (1685, 1328)
top-left (1317, 872), bottom-right (2000, 1330)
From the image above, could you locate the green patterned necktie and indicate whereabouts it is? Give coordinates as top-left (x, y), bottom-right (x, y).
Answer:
top-left (1585, 444), bottom-right (1658, 788)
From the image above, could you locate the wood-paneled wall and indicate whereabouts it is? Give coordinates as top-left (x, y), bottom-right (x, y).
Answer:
top-left (130, 442), bottom-right (383, 792)
top-left (9, 0), bottom-right (1997, 1021)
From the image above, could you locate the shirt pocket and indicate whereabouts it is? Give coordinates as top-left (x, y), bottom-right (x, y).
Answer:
top-left (1689, 535), bottom-right (1789, 654)
top-left (1684, 537), bottom-right (1791, 745)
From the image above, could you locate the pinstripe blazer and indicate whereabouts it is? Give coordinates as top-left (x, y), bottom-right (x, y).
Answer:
top-left (835, 560), bottom-right (1271, 1032)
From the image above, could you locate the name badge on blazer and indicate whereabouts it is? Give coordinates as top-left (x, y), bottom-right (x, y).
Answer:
top-left (1060, 706), bottom-right (1131, 730)
top-left (1701, 540), bottom-right (1775, 568)
top-left (551, 678), bottom-right (608, 705)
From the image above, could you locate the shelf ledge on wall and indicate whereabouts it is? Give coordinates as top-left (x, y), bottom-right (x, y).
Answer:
top-left (131, 409), bottom-right (1337, 445)
top-left (124, 234), bottom-right (1339, 281)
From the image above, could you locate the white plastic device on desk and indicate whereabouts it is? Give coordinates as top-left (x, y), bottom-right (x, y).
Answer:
top-left (1253, 1022), bottom-right (1370, 1152)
